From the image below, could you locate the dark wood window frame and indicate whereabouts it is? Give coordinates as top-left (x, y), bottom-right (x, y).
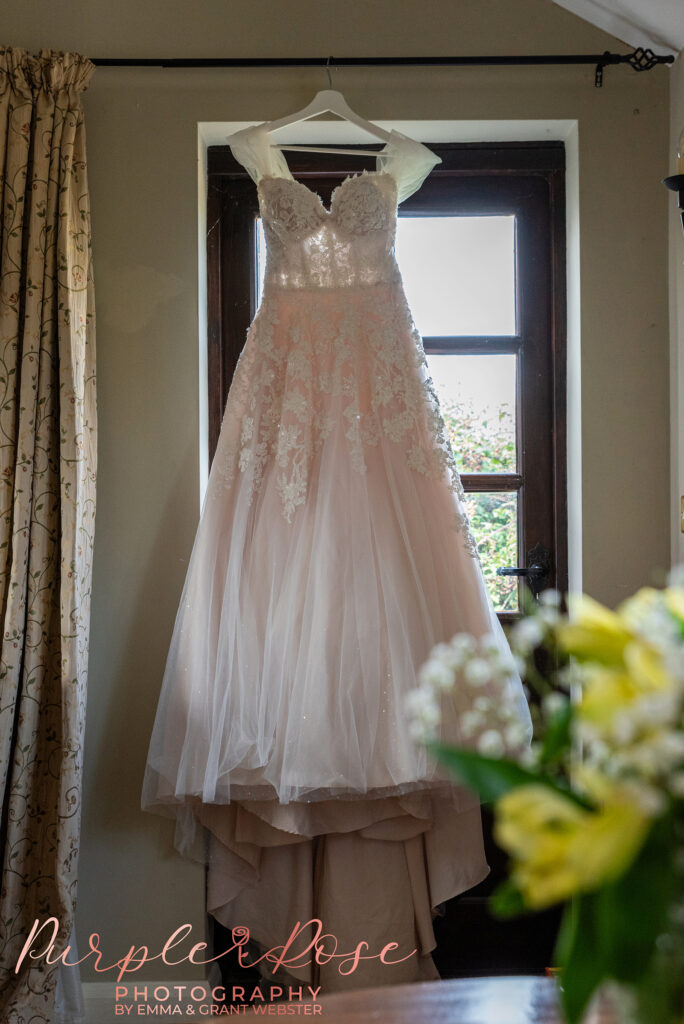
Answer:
top-left (206, 142), bottom-right (568, 619)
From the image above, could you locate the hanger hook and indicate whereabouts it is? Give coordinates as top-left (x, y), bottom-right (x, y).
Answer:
top-left (326, 55), bottom-right (333, 90)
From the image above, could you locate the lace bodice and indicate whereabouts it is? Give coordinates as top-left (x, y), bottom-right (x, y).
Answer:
top-left (228, 123), bottom-right (441, 291)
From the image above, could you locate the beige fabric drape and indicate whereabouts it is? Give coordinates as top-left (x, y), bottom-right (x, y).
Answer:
top-left (0, 47), bottom-right (96, 1023)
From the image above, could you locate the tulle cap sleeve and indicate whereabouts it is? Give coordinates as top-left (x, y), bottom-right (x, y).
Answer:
top-left (227, 123), bottom-right (292, 184)
top-left (377, 129), bottom-right (442, 203)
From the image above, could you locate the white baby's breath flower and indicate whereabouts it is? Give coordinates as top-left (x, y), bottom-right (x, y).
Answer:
top-left (504, 721), bottom-right (528, 749)
top-left (539, 588), bottom-right (562, 608)
top-left (479, 632), bottom-right (501, 657)
top-left (463, 657), bottom-right (492, 688)
top-left (489, 658), bottom-right (518, 687)
top-left (601, 753), bottom-right (627, 777)
top-left (406, 686), bottom-right (439, 717)
top-left (574, 718), bottom-right (596, 744)
top-left (499, 648), bottom-right (522, 675)
top-left (408, 720), bottom-right (438, 743)
top-left (460, 709), bottom-right (484, 738)
top-left (585, 735), bottom-right (611, 763)
top-left (576, 720), bottom-right (609, 757)
top-left (663, 649), bottom-right (684, 684)
top-left (510, 616), bottom-right (545, 655)
top-left (473, 695), bottom-right (493, 713)
top-left (431, 642), bottom-right (453, 660)
top-left (621, 780), bottom-right (667, 816)
top-left (652, 731), bottom-right (684, 768)
top-left (409, 718), bottom-right (432, 742)
top-left (519, 741), bottom-right (542, 768)
top-left (405, 688), bottom-right (441, 742)
top-left (619, 588), bottom-right (682, 654)
top-left (536, 605), bottom-right (561, 628)
top-left (477, 729), bottom-right (505, 758)
top-left (542, 692), bottom-right (568, 719)
top-left (621, 744), bottom-right (659, 777)
top-left (611, 711), bottom-right (637, 744)
top-left (637, 613), bottom-right (680, 653)
top-left (418, 658), bottom-right (454, 692)
top-left (450, 633), bottom-right (477, 658)
top-left (639, 693), bottom-right (680, 728)
top-left (498, 697), bottom-right (524, 726)
top-left (430, 642), bottom-right (468, 674)
top-left (556, 661), bottom-right (586, 689)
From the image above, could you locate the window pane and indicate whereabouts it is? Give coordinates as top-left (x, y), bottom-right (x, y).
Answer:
top-left (465, 491), bottom-right (519, 612)
top-left (396, 216), bottom-right (516, 337)
top-left (427, 353), bottom-right (517, 473)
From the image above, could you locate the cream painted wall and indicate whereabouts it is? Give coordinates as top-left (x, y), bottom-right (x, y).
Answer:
top-left (670, 56), bottom-right (684, 566)
top-left (2, 0), bottom-right (671, 981)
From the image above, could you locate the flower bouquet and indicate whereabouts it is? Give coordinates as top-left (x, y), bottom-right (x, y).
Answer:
top-left (407, 570), bottom-right (684, 1024)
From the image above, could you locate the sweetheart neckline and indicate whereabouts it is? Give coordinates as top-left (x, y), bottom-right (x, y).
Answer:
top-left (257, 170), bottom-right (396, 216)
top-left (251, 121), bottom-right (399, 214)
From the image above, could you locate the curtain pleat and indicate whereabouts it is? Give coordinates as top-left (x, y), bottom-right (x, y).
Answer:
top-left (0, 46), bottom-right (96, 1024)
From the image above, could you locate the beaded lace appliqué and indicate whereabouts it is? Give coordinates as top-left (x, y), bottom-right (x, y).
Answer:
top-left (210, 173), bottom-right (480, 560)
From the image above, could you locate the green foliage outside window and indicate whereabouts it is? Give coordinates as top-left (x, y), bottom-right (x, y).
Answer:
top-left (441, 399), bottom-right (518, 612)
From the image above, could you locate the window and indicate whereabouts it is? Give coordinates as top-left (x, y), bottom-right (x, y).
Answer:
top-left (207, 141), bottom-right (567, 620)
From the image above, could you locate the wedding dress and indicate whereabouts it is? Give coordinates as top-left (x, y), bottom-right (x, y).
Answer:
top-left (142, 122), bottom-right (532, 992)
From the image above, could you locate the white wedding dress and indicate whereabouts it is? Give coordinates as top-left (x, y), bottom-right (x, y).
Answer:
top-left (142, 123), bottom-right (532, 992)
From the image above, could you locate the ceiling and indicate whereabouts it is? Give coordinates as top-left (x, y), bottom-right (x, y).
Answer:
top-left (550, 0), bottom-right (684, 56)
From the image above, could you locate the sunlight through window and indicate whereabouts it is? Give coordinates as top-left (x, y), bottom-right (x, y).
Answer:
top-left (396, 216), bottom-right (516, 336)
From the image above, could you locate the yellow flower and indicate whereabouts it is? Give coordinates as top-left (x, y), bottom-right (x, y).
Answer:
top-left (494, 786), bottom-right (585, 907)
top-left (556, 591), bottom-right (673, 741)
top-left (578, 667), bottom-right (640, 731)
top-left (622, 641), bottom-right (671, 692)
top-left (575, 640), bottom-right (674, 745)
top-left (494, 783), bottom-right (651, 909)
top-left (556, 594), bottom-right (632, 666)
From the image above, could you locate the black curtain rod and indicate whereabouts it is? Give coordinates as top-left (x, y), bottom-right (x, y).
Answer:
top-left (91, 47), bottom-right (674, 88)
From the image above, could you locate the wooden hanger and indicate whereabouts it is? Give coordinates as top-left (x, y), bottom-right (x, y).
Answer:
top-left (264, 89), bottom-right (393, 157)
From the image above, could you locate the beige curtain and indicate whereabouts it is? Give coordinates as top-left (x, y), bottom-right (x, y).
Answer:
top-left (0, 48), bottom-right (96, 1023)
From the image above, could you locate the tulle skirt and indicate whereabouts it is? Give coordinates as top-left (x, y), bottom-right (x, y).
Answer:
top-left (141, 281), bottom-right (532, 988)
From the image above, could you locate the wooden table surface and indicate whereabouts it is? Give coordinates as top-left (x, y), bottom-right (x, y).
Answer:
top-left (250, 975), bottom-right (617, 1023)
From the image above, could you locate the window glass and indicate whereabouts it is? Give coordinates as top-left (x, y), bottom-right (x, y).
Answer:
top-left (426, 353), bottom-right (517, 473)
top-left (465, 491), bottom-right (519, 612)
top-left (396, 216), bottom-right (516, 337)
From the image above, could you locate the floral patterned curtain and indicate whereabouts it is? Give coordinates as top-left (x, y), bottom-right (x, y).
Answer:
top-left (0, 47), bottom-right (96, 1023)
